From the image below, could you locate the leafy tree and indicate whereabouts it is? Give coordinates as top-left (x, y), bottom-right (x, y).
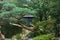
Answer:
top-left (0, 1), bottom-right (36, 38)
top-left (24, 0), bottom-right (60, 37)
top-left (0, 0), bottom-right (60, 38)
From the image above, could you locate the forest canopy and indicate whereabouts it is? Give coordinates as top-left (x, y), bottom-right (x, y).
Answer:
top-left (0, 0), bottom-right (60, 40)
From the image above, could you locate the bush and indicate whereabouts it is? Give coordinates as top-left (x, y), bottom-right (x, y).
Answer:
top-left (33, 34), bottom-right (54, 40)
top-left (16, 34), bottom-right (21, 40)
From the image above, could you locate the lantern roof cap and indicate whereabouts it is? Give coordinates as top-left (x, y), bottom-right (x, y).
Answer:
top-left (23, 14), bottom-right (34, 17)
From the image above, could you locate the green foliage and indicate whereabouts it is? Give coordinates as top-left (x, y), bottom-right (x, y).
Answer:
top-left (1, 23), bottom-right (22, 38)
top-left (0, 1), bottom-right (37, 22)
top-left (11, 7), bottom-right (37, 14)
top-left (2, 3), bottom-right (16, 11)
top-left (33, 34), bottom-right (54, 40)
top-left (16, 34), bottom-right (21, 40)
top-left (57, 24), bottom-right (60, 28)
top-left (33, 19), bottom-right (56, 37)
top-left (28, 0), bottom-right (60, 37)
top-left (0, 0), bottom-right (60, 38)
top-left (3, 3), bottom-right (16, 8)
top-left (0, 0), bottom-right (37, 38)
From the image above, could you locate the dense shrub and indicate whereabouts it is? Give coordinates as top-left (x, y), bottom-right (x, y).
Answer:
top-left (33, 34), bottom-right (54, 40)
top-left (33, 20), bottom-right (56, 37)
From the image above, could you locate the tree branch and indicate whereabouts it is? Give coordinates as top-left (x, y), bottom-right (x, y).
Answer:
top-left (10, 23), bottom-right (34, 32)
top-left (11, 13), bottom-right (25, 20)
